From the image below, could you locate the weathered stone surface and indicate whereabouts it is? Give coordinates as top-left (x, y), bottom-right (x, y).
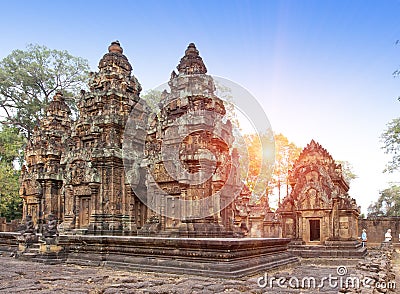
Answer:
top-left (4, 251), bottom-right (396, 293)
top-left (61, 41), bottom-right (143, 234)
top-left (0, 255), bottom-right (365, 293)
top-left (60, 235), bottom-right (298, 278)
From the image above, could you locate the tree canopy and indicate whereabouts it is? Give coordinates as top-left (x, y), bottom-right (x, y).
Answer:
top-left (381, 118), bottom-right (400, 173)
top-left (237, 132), bottom-right (300, 203)
top-left (0, 125), bottom-right (25, 220)
top-left (0, 44), bottom-right (90, 139)
top-left (336, 160), bottom-right (357, 184)
top-left (368, 185), bottom-right (400, 217)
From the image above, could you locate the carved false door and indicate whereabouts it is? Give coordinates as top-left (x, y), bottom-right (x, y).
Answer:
top-left (80, 197), bottom-right (91, 228)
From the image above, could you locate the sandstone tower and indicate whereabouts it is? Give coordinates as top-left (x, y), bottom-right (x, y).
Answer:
top-left (138, 43), bottom-right (242, 236)
top-left (60, 41), bottom-right (146, 234)
top-left (20, 42), bottom-right (252, 237)
top-left (20, 92), bottom-right (72, 225)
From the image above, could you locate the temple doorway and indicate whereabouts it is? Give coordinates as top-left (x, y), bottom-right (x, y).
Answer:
top-left (309, 219), bottom-right (320, 242)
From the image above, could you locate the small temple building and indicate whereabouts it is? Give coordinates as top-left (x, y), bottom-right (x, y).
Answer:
top-left (277, 140), bottom-right (365, 257)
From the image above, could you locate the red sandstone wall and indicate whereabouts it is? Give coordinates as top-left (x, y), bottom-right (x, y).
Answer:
top-left (358, 217), bottom-right (400, 245)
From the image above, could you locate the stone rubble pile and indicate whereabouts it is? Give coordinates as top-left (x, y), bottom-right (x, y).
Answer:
top-left (339, 245), bottom-right (396, 294)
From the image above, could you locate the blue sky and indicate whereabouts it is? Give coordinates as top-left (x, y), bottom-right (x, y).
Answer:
top-left (1, 0), bottom-right (400, 213)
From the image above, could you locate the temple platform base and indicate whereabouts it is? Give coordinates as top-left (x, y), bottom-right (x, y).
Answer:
top-left (289, 240), bottom-right (367, 258)
top-left (61, 235), bottom-right (298, 278)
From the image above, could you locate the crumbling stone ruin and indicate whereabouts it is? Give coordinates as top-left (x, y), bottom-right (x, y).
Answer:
top-left (338, 247), bottom-right (396, 293)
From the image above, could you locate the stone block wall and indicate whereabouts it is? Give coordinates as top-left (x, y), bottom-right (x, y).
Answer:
top-left (0, 218), bottom-right (20, 232)
top-left (358, 217), bottom-right (400, 245)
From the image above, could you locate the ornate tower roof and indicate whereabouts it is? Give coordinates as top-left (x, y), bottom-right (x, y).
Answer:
top-left (84, 41), bottom-right (141, 113)
top-left (176, 43), bottom-right (207, 75)
top-left (97, 41), bottom-right (133, 76)
top-left (288, 140), bottom-right (343, 184)
top-left (165, 43), bottom-right (221, 111)
top-left (283, 140), bottom-right (349, 210)
top-left (23, 91), bottom-right (72, 186)
top-left (293, 139), bottom-right (335, 167)
top-left (33, 91), bottom-right (72, 136)
top-left (45, 91), bottom-right (71, 119)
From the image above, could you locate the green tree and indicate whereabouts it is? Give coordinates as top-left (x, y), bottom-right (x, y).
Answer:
top-left (238, 132), bottom-right (298, 202)
top-left (0, 125), bottom-right (25, 220)
top-left (269, 134), bottom-right (301, 204)
top-left (381, 118), bottom-right (400, 173)
top-left (368, 185), bottom-right (400, 217)
top-left (0, 44), bottom-right (90, 139)
top-left (0, 125), bottom-right (25, 166)
top-left (141, 89), bottom-right (163, 113)
top-left (0, 164), bottom-right (22, 220)
top-left (336, 160), bottom-right (357, 184)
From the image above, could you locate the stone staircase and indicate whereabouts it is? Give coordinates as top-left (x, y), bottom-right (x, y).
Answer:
top-left (289, 240), bottom-right (367, 258)
top-left (18, 243), bottom-right (40, 260)
top-left (18, 242), bottom-right (66, 264)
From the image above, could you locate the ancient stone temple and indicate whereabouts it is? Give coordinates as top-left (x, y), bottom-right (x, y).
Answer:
top-left (19, 41), bottom-right (246, 237)
top-left (137, 43), bottom-right (243, 237)
top-left (6, 42), bottom-right (299, 277)
top-left (277, 140), bottom-right (365, 257)
top-left (20, 92), bottom-right (72, 225)
top-left (60, 41), bottom-right (145, 234)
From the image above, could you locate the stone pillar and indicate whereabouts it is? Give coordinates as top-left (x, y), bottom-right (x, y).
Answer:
top-left (88, 183), bottom-right (101, 233)
top-left (332, 197), bottom-right (339, 239)
top-left (297, 213), bottom-right (303, 241)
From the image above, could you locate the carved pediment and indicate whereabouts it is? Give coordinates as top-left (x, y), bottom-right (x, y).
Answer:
top-left (297, 187), bottom-right (330, 210)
